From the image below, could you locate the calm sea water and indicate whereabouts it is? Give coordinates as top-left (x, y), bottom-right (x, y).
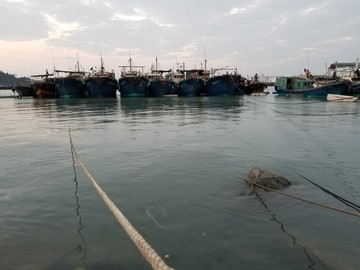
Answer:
top-left (1, 89), bottom-right (359, 270)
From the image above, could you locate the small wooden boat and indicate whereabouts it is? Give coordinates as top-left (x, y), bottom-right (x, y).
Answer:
top-left (327, 94), bottom-right (358, 102)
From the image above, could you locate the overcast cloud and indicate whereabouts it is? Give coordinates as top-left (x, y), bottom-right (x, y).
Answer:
top-left (1, 0), bottom-right (359, 78)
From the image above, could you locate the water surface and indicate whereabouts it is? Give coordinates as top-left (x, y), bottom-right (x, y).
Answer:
top-left (1, 90), bottom-right (359, 269)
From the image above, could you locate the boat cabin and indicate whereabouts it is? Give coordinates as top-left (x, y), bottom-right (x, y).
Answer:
top-left (276, 77), bottom-right (314, 90)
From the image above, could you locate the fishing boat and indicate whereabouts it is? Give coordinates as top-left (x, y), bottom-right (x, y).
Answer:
top-left (55, 72), bottom-right (86, 98)
top-left (147, 58), bottom-right (176, 97)
top-left (328, 59), bottom-right (360, 95)
top-left (164, 63), bottom-right (185, 95)
top-left (328, 59), bottom-right (360, 81)
top-left (244, 73), bottom-right (267, 95)
top-left (12, 85), bottom-right (34, 98)
top-left (148, 74), bottom-right (176, 97)
top-left (177, 67), bottom-right (210, 97)
top-left (245, 82), bottom-right (267, 95)
top-left (118, 58), bottom-right (148, 97)
top-left (349, 82), bottom-right (360, 94)
top-left (178, 73), bottom-right (206, 96)
top-left (275, 76), bottom-right (348, 97)
top-left (206, 68), bottom-right (245, 96)
top-left (54, 62), bottom-right (86, 98)
top-left (327, 94), bottom-right (358, 102)
top-left (31, 70), bottom-right (57, 98)
top-left (84, 57), bottom-right (118, 98)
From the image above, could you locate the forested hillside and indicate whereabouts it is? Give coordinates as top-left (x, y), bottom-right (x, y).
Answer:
top-left (0, 71), bottom-right (30, 87)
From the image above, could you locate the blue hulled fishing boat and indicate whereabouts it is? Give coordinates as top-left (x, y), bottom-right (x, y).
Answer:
top-left (147, 58), bottom-right (176, 97)
top-left (119, 58), bottom-right (148, 97)
top-left (275, 76), bottom-right (348, 97)
top-left (148, 77), bottom-right (176, 97)
top-left (177, 68), bottom-right (209, 97)
top-left (54, 62), bottom-right (86, 98)
top-left (84, 57), bottom-right (118, 98)
top-left (206, 68), bottom-right (245, 96)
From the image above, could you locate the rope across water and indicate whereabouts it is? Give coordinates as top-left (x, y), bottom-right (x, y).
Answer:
top-left (68, 127), bottom-right (174, 270)
top-left (244, 177), bottom-right (360, 218)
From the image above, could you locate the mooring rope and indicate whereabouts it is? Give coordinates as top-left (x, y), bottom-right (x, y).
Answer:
top-left (68, 126), bottom-right (174, 270)
top-left (227, 76), bottom-right (360, 213)
top-left (244, 178), bottom-right (360, 218)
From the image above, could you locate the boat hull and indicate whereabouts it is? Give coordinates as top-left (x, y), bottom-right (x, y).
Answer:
top-left (148, 79), bottom-right (176, 97)
top-left (206, 75), bottom-right (245, 96)
top-left (348, 82), bottom-right (360, 95)
top-left (55, 77), bottom-right (85, 98)
top-left (244, 82), bottom-right (267, 95)
top-left (13, 85), bottom-right (34, 98)
top-left (276, 81), bottom-right (347, 97)
top-left (327, 94), bottom-right (358, 102)
top-left (84, 76), bottom-right (118, 98)
top-left (119, 77), bottom-right (149, 97)
top-left (178, 78), bottom-right (206, 96)
top-left (32, 80), bottom-right (57, 98)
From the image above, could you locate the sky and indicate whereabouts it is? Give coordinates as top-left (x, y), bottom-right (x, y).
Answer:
top-left (1, 0), bottom-right (359, 79)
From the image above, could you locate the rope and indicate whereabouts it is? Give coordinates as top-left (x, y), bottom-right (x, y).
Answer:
top-left (227, 75), bottom-right (360, 212)
top-left (68, 128), bottom-right (174, 270)
top-left (244, 178), bottom-right (360, 218)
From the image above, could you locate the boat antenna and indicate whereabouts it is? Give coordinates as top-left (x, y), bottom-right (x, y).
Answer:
top-left (76, 52), bottom-right (80, 72)
top-left (155, 56), bottom-right (158, 73)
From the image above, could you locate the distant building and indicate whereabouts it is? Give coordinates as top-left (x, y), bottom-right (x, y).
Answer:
top-left (258, 74), bottom-right (276, 85)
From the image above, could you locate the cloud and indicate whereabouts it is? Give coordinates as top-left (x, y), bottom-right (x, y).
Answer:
top-left (111, 12), bottom-right (146, 22)
top-left (42, 13), bottom-right (86, 40)
top-left (0, 0), bottom-right (360, 77)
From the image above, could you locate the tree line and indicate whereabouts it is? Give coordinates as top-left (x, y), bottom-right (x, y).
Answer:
top-left (0, 71), bottom-right (30, 88)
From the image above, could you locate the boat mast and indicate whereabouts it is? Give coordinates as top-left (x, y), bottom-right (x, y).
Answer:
top-left (204, 46), bottom-right (207, 72)
top-left (100, 52), bottom-right (105, 74)
top-left (155, 56), bottom-right (158, 73)
top-left (129, 58), bottom-right (133, 73)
